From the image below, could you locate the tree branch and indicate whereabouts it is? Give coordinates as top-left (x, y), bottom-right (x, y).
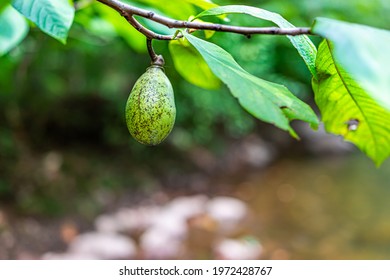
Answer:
top-left (96, 0), bottom-right (311, 40)
top-left (146, 38), bottom-right (165, 66)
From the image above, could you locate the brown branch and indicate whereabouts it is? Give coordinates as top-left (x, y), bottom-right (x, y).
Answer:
top-left (146, 38), bottom-right (165, 66)
top-left (125, 15), bottom-right (172, 40)
top-left (96, 0), bottom-right (311, 40)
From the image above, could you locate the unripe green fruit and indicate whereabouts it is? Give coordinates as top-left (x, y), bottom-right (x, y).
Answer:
top-left (125, 65), bottom-right (176, 145)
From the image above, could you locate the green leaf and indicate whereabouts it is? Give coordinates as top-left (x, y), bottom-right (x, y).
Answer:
top-left (12, 0), bottom-right (74, 44)
top-left (0, 0), bottom-right (11, 12)
top-left (312, 40), bottom-right (390, 166)
top-left (312, 17), bottom-right (390, 111)
top-left (188, 17), bottom-right (216, 38)
top-left (128, 0), bottom-right (196, 20)
top-left (169, 38), bottom-right (220, 90)
top-left (0, 5), bottom-right (28, 56)
top-left (95, 3), bottom-right (145, 52)
top-left (195, 5), bottom-right (317, 78)
top-left (184, 33), bottom-right (319, 137)
top-left (183, 0), bottom-right (218, 12)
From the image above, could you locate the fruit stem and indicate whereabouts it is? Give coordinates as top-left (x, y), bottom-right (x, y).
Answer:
top-left (147, 38), bottom-right (165, 67)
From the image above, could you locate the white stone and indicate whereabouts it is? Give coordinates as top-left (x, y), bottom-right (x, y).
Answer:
top-left (214, 237), bottom-right (262, 260)
top-left (206, 197), bottom-right (248, 233)
top-left (139, 228), bottom-right (182, 259)
top-left (138, 196), bottom-right (210, 259)
top-left (149, 211), bottom-right (188, 240)
top-left (42, 252), bottom-right (98, 260)
top-left (242, 138), bottom-right (275, 168)
top-left (95, 214), bottom-right (120, 233)
top-left (163, 195), bottom-right (208, 220)
top-left (68, 232), bottom-right (136, 259)
top-left (114, 206), bottom-right (159, 233)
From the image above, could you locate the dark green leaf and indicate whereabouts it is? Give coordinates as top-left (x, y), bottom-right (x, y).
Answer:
top-left (313, 40), bottom-right (390, 166)
top-left (184, 33), bottom-right (319, 137)
top-left (169, 38), bottom-right (220, 90)
top-left (0, 5), bottom-right (28, 56)
top-left (312, 17), bottom-right (390, 111)
top-left (195, 5), bottom-right (317, 78)
top-left (12, 0), bottom-right (74, 43)
top-left (0, 0), bottom-right (11, 12)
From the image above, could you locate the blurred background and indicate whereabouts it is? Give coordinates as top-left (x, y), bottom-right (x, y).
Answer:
top-left (1, 0), bottom-right (390, 259)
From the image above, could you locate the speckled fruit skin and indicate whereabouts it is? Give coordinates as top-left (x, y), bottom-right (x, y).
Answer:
top-left (125, 65), bottom-right (176, 145)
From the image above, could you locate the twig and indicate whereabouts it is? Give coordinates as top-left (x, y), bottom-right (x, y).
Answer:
top-left (125, 14), bottom-right (172, 40)
top-left (146, 38), bottom-right (165, 66)
top-left (96, 0), bottom-right (311, 40)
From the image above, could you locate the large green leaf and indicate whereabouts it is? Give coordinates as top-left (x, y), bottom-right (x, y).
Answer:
top-left (12, 0), bottom-right (74, 43)
top-left (128, 0), bottom-right (195, 20)
top-left (0, 5), bottom-right (28, 56)
top-left (312, 17), bottom-right (390, 111)
top-left (313, 40), bottom-right (390, 166)
top-left (94, 3), bottom-right (145, 52)
top-left (184, 33), bottom-right (319, 137)
top-left (183, 0), bottom-right (218, 12)
top-left (169, 38), bottom-right (220, 90)
top-left (195, 5), bottom-right (317, 78)
top-left (0, 0), bottom-right (11, 12)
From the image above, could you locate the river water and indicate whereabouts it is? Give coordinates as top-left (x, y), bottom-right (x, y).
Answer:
top-left (235, 155), bottom-right (390, 259)
top-left (2, 151), bottom-right (390, 260)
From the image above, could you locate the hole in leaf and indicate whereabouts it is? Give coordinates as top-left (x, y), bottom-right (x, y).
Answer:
top-left (346, 119), bottom-right (359, 131)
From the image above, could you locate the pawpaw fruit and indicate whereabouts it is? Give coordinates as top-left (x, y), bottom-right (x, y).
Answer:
top-left (125, 65), bottom-right (176, 145)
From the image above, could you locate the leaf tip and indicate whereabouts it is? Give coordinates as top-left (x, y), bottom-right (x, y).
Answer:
top-left (288, 127), bottom-right (300, 140)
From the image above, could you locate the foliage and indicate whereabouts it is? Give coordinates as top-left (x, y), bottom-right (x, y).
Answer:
top-left (313, 17), bottom-right (390, 110)
top-left (183, 33), bottom-right (318, 138)
top-left (312, 18), bottom-right (390, 166)
top-left (12, 0), bottom-right (74, 43)
top-left (168, 39), bottom-right (220, 90)
top-left (195, 5), bottom-right (317, 78)
top-left (313, 40), bottom-right (390, 166)
top-left (1, 0), bottom-right (390, 166)
top-left (0, 5), bottom-right (28, 55)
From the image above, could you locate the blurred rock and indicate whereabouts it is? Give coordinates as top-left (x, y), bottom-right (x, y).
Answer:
top-left (116, 206), bottom-right (159, 233)
top-left (222, 135), bottom-right (276, 173)
top-left (139, 195), bottom-right (210, 259)
top-left (41, 151), bottom-right (63, 181)
top-left (214, 236), bottom-right (262, 260)
top-left (42, 252), bottom-right (98, 260)
top-left (206, 196), bottom-right (248, 234)
top-left (138, 206), bottom-right (188, 258)
top-left (68, 232), bottom-right (136, 259)
top-left (149, 210), bottom-right (188, 239)
top-left (95, 206), bottom-right (159, 234)
top-left (163, 195), bottom-right (208, 220)
top-left (140, 228), bottom-right (183, 259)
top-left (95, 214), bottom-right (119, 233)
top-left (39, 195), bottom-right (254, 260)
top-left (142, 195), bottom-right (209, 240)
top-left (240, 136), bottom-right (276, 168)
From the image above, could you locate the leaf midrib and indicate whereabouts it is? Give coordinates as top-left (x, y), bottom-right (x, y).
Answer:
top-left (326, 40), bottom-right (378, 157)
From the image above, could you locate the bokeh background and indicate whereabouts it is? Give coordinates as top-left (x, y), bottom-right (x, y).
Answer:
top-left (1, 0), bottom-right (390, 259)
